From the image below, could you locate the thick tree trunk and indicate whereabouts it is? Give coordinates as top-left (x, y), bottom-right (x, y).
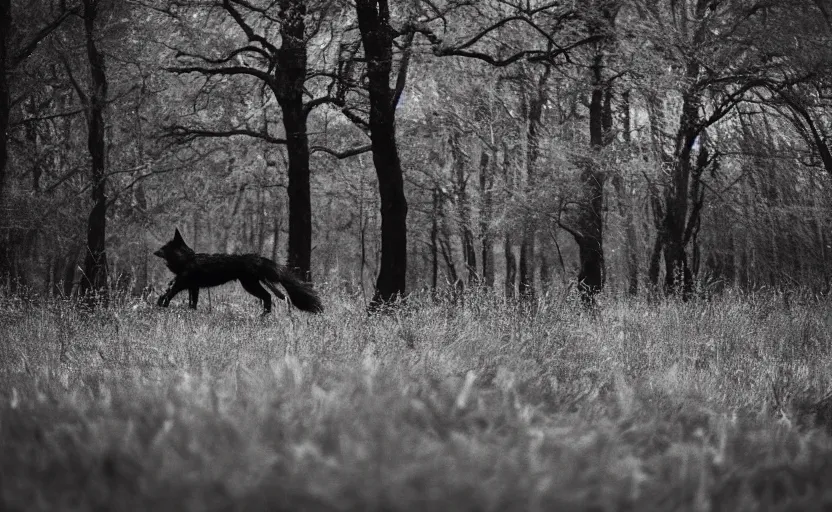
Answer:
top-left (281, 108), bottom-right (311, 278)
top-left (661, 87), bottom-right (699, 298)
top-left (79, 0), bottom-right (109, 302)
top-left (356, 0), bottom-right (408, 309)
top-left (575, 180), bottom-right (606, 302)
top-left (573, 55), bottom-right (608, 306)
top-left (369, 125), bottom-right (407, 306)
top-left (274, 0), bottom-right (312, 279)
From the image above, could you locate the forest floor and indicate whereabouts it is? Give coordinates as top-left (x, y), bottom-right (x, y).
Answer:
top-left (3, 288), bottom-right (832, 511)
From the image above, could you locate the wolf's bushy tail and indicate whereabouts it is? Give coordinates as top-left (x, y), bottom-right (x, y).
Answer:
top-left (258, 257), bottom-right (323, 313)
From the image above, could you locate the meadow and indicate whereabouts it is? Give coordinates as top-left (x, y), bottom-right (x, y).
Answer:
top-left (3, 288), bottom-right (832, 511)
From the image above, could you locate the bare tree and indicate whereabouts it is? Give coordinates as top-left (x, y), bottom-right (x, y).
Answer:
top-left (165, 0), bottom-right (341, 280)
top-left (75, 0), bottom-right (109, 301)
top-left (353, 0), bottom-right (410, 308)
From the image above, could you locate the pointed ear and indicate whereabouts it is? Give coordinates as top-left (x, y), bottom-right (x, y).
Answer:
top-left (174, 228), bottom-right (183, 243)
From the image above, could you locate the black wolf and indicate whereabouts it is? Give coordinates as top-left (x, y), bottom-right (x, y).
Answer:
top-left (154, 229), bottom-right (322, 315)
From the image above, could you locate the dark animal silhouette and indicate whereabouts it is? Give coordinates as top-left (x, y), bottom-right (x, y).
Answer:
top-left (154, 229), bottom-right (322, 315)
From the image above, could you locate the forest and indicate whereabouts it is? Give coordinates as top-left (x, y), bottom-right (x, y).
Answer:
top-left (2, 0), bottom-right (830, 307)
top-left (6, 1), bottom-right (832, 510)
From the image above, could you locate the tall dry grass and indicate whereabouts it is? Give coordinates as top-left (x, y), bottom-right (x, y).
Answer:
top-left (2, 288), bottom-right (832, 511)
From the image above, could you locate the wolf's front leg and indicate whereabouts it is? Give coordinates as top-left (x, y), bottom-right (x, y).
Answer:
top-left (157, 278), bottom-right (185, 307)
top-left (189, 288), bottom-right (199, 309)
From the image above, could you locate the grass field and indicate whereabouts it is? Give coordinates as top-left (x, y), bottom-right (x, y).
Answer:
top-left (3, 288), bottom-right (832, 511)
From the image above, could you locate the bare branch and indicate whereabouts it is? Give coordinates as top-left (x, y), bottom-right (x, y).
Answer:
top-left (222, 0), bottom-right (281, 56)
top-left (175, 45), bottom-right (272, 66)
top-left (412, 22), bottom-right (603, 67)
top-left (311, 143), bottom-right (373, 159)
top-left (393, 31), bottom-right (415, 107)
top-left (165, 64), bottom-right (272, 83)
top-left (165, 125), bottom-right (287, 144)
top-left (59, 53), bottom-right (89, 112)
top-left (11, 7), bottom-right (77, 68)
top-left (340, 107), bottom-right (370, 133)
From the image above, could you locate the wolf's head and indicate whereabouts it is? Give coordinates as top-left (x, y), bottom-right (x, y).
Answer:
top-left (154, 228), bottom-right (195, 273)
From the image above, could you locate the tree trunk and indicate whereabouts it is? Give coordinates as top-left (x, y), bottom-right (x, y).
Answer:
top-left (450, 132), bottom-right (477, 285)
top-left (439, 234), bottom-right (460, 292)
top-left (224, 181), bottom-right (245, 253)
top-left (277, 91), bottom-right (311, 279)
top-left (355, 0), bottom-right (408, 309)
top-left (539, 251), bottom-right (551, 292)
top-left (62, 246), bottom-right (78, 297)
top-left (49, 255), bottom-right (60, 296)
top-left (78, 0), bottom-right (109, 303)
top-left (648, 232), bottom-right (662, 292)
top-left (431, 187), bottom-right (439, 292)
top-left (645, 95), bottom-right (665, 294)
top-left (519, 67), bottom-right (549, 300)
top-left (437, 194), bottom-right (463, 294)
top-left (502, 142), bottom-right (516, 299)
top-left (615, 90), bottom-right (638, 295)
top-left (573, 54), bottom-right (608, 306)
top-left (272, 201), bottom-right (282, 262)
top-left (661, 87), bottom-right (699, 298)
top-left (504, 233), bottom-right (516, 299)
top-left (257, 186), bottom-right (266, 254)
top-left (518, 234), bottom-right (534, 299)
top-left (357, 170), bottom-right (368, 297)
top-left (479, 150), bottom-right (494, 288)
top-left (613, 173), bottom-right (639, 295)
top-left (269, 0), bottom-right (312, 279)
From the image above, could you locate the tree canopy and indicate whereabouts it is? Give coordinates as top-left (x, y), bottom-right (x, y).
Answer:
top-left (1, 0), bottom-right (831, 302)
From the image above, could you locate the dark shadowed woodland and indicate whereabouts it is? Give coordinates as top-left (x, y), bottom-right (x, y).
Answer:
top-left (4, 1), bottom-right (832, 511)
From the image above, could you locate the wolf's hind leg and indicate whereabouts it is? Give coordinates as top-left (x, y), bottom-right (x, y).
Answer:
top-left (240, 279), bottom-right (272, 314)
top-left (261, 280), bottom-right (287, 301)
top-left (262, 280), bottom-right (292, 314)
top-left (189, 288), bottom-right (199, 309)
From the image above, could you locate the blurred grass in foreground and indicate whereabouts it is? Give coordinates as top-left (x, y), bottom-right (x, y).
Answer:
top-left (3, 288), bottom-right (832, 511)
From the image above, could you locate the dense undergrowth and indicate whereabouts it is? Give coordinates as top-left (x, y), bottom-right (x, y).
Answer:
top-left (3, 288), bottom-right (832, 511)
